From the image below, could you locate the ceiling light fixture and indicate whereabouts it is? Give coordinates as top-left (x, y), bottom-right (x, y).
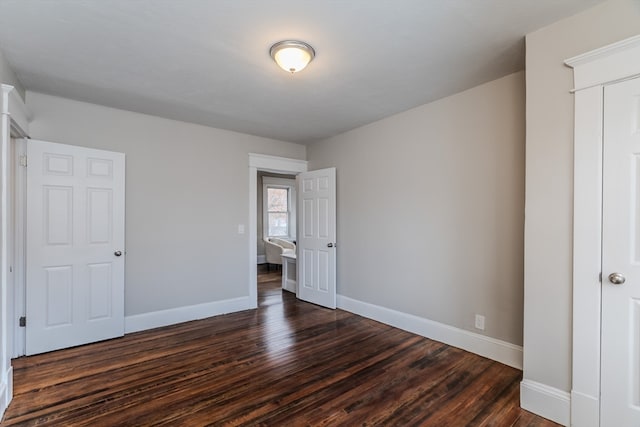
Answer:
top-left (269, 40), bottom-right (315, 74)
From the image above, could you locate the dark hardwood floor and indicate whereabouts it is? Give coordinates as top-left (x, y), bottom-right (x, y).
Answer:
top-left (1, 266), bottom-right (558, 426)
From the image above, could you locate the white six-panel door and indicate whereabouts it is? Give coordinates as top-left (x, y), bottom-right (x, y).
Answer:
top-left (601, 77), bottom-right (640, 425)
top-left (296, 168), bottom-right (336, 309)
top-left (26, 140), bottom-right (125, 355)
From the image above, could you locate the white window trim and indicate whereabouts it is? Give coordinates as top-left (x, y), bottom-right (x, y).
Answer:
top-left (262, 176), bottom-right (296, 241)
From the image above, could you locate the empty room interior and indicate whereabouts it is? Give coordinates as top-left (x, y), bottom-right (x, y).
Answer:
top-left (1, 0), bottom-right (640, 425)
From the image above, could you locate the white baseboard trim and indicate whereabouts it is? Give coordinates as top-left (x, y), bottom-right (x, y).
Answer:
top-left (336, 295), bottom-right (523, 369)
top-left (257, 255), bottom-right (266, 264)
top-left (0, 366), bottom-right (12, 420)
top-left (570, 390), bottom-right (598, 427)
top-left (0, 383), bottom-right (6, 421)
top-left (520, 380), bottom-right (570, 426)
top-left (7, 366), bottom-right (12, 403)
top-left (125, 296), bottom-right (254, 334)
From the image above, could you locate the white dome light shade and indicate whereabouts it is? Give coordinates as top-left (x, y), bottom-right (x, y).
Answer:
top-left (270, 40), bottom-right (315, 73)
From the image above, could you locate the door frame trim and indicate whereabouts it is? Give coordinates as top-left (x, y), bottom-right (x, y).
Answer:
top-left (248, 154), bottom-right (307, 308)
top-left (13, 138), bottom-right (26, 358)
top-left (566, 34), bottom-right (640, 426)
top-left (0, 84), bottom-right (29, 419)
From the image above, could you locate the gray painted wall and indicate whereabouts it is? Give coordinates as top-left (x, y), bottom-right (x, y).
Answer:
top-left (307, 71), bottom-right (525, 345)
top-left (13, 0), bottom-right (639, 393)
top-left (0, 48), bottom-right (24, 100)
top-left (26, 91), bottom-right (306, 317)
top-left (524, 0), bottom-right (640, 393)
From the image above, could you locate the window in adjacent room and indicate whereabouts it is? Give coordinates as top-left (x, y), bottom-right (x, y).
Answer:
top-left (267, 187), bottom-right (289, 237)
top-left (262, 177), bottom-right (296, 240)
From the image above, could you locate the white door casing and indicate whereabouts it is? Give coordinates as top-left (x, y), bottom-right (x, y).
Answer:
top-left (13, 139), bottom-right (26, 357)
top-left (296, 167), bottom-right (336, 309)
top-left (1, 84), bottom-right (29, 419)
top-left (248, 153), bottom-right (308, 309)
top-left (600, 77), bottom-right (640, 426)
top-left (26, 140), bottom-right (125, 355)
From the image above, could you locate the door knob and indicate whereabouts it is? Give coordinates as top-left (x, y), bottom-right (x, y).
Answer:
top-left (608, 272), bottom-right (625, 285)
top-left (114, 251), bottom-right (122, 257)
top-left (327, 243), bottom-right (333, 248)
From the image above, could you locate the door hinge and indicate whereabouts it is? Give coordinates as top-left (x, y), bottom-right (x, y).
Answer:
top-left (599, 272), bottom-right (603, 283)
top-left (19, 155), bottom-right (27, 167)
top-left (19, 316), bottom-right (26, 327)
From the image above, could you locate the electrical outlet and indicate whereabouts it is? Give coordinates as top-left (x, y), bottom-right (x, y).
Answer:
top-left (238, 224), bottom-right (245, 234)
top-left (475, 314), bottom-right (485, 331)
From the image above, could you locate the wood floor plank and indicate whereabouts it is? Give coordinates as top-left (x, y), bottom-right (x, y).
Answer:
top-left (1, 268), bottom-right (559, 426)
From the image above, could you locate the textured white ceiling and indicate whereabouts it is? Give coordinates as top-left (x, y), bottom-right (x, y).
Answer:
top-left (0, 0), bottom-right (604, 143)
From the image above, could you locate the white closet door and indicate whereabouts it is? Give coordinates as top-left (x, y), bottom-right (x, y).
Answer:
top-left (26, 140), bottom-right (125, 355)
top-left (601, 77), bottom-right (640, 426)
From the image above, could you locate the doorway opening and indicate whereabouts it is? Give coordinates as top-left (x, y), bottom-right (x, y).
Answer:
top-left (257, 263), bottom-right (285, 308)
top-left (248, 154), bottom-right (307, 309)
top-left (258, 172), bottom-right (297, 267)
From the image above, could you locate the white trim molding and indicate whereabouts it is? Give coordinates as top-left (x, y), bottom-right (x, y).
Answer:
top-left (520, 380), bottom-right (571, 426)
top-left (565, 34), bottom-right (640, 92)
top-left (125, 296), bottom-right (253, 334)
top-left (0, 366), bottom-right (12, 418)
top-left (565, 34), bottom-right (640, 427)
top-left (4, 87), bottom-right (29, 136)
top-left (12, 139), bottom-right (27, 358)
top-left (570, 390), bottom-right (599, 427)
top-left (249, 153), bottom-right (307, 174)
top-left (248, 153), bottom-right (307, 308)
top-left (337, 295), bottom-right (523, 369)
top-left (1, 85), bottom-right (29, 420)
top-left (0, 385), bottom-right (5, 421)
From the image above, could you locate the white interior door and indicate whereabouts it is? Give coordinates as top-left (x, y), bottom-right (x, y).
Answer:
top-left (296, 168), bottom-right (336, 309)
top-left (26, 140), bottom-right (125, 355)
top-left (601, 76), bottom-right (640, 425)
